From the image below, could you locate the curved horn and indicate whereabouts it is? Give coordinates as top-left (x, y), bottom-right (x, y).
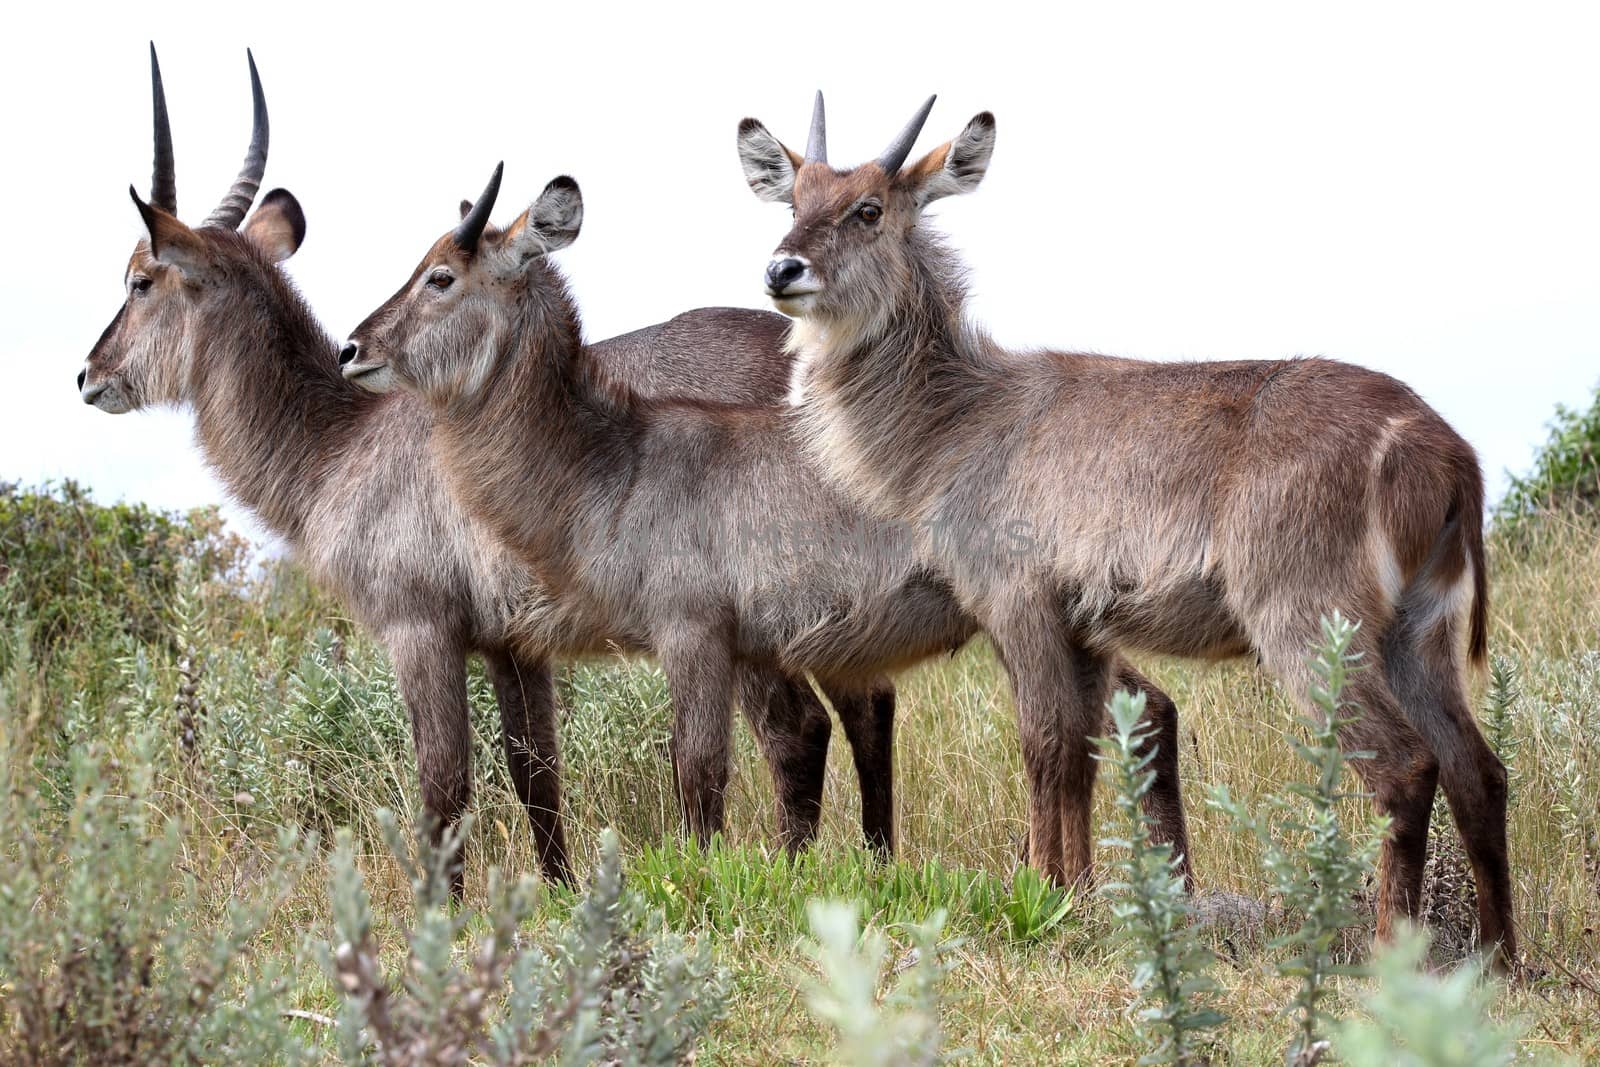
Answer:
top-left (804, 90), bottom-right (827, 165)
top-left (453, 162), bottom-right (504, 254)
top-left (201, 49), bottom-right (269, 230)
top-left (149, 43), bottom-right (176, 214)
top-left (875, 94), bottom-right (936, 177)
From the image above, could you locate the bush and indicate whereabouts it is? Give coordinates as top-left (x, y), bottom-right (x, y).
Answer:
top-left (324, 819), bottom-right (728, 1065)
top-left (1333, 928), bottom-right (1533, 1067)
top-left (277, 629), bottom-right (416, 836)
top-left (0, 694), bottom-right (311, 1065)
top-left (1528, 651), bottom-right (1600, 890)
top-left (802, 901), bottom-right (954, 1067)
top-left (1497, 382), bottom-right (1600, 527)
top-left (1096, 689), bottom-right (1225, 1066)
top-left (555, 659), bottom-right (678, 845)
top-left (1209, 613), bottom-right (1388, 1063)
top-left (0, 481), bottom-right (249, 657)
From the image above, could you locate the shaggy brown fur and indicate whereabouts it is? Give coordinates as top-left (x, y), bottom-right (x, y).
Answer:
top-left (76, 59), bottom-right (917, 887)
top-left (342, 171), bottom-right (1197, 883)
top-left (737, 101), bottom-right (1512, 966)
top-left (83, 195), bottom-right (956, 876)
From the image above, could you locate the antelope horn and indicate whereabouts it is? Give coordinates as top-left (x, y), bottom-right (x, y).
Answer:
top-left (804, 90), bottom-right (827, 165)
top-left (201, 49), bottom-right (268, 230)
top-left (453, 162), bottom-right (504, 254)
top-left (875, 94), bottom-right (936, 177)
top-left (149, 43), bottom-right (177, 214)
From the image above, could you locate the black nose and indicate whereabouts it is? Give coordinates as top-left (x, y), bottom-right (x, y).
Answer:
top-left (338, 341), bottom-right (360, 367)
top-left (765, 257), bottom-right (806, 293)
top-left (77, 369), bottom-right (86, 390)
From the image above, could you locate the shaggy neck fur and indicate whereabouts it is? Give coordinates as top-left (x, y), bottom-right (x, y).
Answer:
top-left (793, 230), bottom-right (1007, 519)
top-left (186, 232), bottom-right (373, 544)
top-left (427, 261), bottom-right (609, 592)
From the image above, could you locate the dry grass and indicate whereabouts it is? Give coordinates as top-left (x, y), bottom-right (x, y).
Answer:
top-left (4, 514), bottom-right (1597, 1064)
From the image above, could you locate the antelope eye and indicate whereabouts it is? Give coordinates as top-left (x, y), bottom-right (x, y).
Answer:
top-left (856, 203), bottom-right (882, 224)
top-left (130, 276), bottom-right (153, 295)
top-left (426, 269), bottom-right (455, 290)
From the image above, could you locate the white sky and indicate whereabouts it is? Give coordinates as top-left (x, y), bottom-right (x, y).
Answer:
top-left (3, 2), bottom-right (1596, 551)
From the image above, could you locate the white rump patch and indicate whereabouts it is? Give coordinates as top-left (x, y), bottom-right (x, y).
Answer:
top-left (1417, 560), bottom-right (1475, 635)
top-left (1372, 532), bottom-right (1404, 605)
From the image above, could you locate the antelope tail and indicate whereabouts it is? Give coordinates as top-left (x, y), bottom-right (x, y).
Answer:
top-left (1460, 455), bottom-right (1490, 667)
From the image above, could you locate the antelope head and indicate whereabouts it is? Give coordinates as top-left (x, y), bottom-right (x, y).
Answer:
top-left (736, 93), bottom-right (995, 332)
top-left (340, 164), bottom-right (583, 406)
top-left (80, 45), bottom-right (304, 413)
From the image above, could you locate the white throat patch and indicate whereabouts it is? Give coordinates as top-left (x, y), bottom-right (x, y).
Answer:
top-left (460, 328), bottom-right (503, 401)
top-left (783, 316), bottom-right (829, 408)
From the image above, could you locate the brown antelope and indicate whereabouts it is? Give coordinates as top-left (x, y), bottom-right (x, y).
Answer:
top-left (339, 164), bottom-right (1199, 882)
top-left (77, 48), bottom-right (908, 886)
top-left (737, 94), bottom-right (1513, 965)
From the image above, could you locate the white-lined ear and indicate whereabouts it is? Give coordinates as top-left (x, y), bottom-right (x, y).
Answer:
top-left (905, 112), bottom-right (995, 207)
top-left (503, 176), bottom-right (584, 262)
top-left (242, 189), bottom-right (306, 263)
top-left (737, 118), bottom-right (803, 204)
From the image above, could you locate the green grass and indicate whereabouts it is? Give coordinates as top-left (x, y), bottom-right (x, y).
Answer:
top-left (627, 837), bottom-right (1075, 945)
top-left (2, 493), bottom-right (1598, 1063)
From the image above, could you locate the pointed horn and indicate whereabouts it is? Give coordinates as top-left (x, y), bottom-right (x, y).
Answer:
top-left (804, 90), bottom-right (827, 165)
top-left (453, 162), bottom-right (504, 254)
top-left (201, 49), bottom-right (269, 230)
top-left (875, 94), bottom-right (936, 177)
top-left (149, 43), bottom-right (177, 214)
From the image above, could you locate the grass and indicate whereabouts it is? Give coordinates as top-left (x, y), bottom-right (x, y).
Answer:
top-left (1, 500), bottom-right (1598, 1063)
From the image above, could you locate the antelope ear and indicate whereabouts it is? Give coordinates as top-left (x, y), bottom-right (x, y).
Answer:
top-left (130, 185), bottom-right (209, 274)
top-left (242, 189), bottom-right (306, 263)
top-left (903, 112), bottom-right (995, 207)
top-left (502, 176), bottom-right (584, 262)
top-left (737, 118), bottom-right (803, 204)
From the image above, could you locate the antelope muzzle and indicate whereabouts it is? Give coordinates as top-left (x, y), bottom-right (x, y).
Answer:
top-left (764, 254), bottom-right (820, 314)
top-left (338, 338), bottom-right (396, 393)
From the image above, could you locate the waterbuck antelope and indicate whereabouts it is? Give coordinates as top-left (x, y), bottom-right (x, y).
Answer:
top-left (340, 165), bottom-right (1197, 881)
top-left (78, 48), bottom-right (903, 886)
top-left (737, 94), bottom-right (1513, 965)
